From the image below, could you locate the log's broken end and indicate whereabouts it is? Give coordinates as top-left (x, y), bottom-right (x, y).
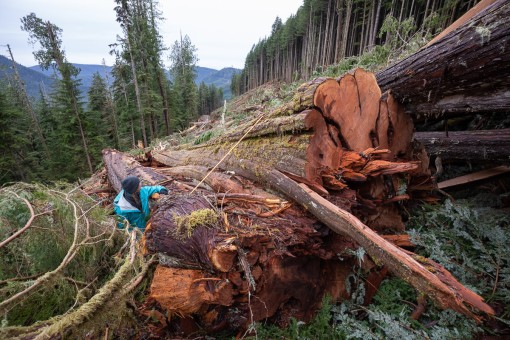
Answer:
top-left (410, 253), bottom-right (496, 323)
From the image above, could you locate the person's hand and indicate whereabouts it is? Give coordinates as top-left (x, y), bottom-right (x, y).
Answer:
top-left (159, 188), bottom-right (169, 195)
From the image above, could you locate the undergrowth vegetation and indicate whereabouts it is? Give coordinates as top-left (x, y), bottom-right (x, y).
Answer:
top-left (409, 194), bottom-right (510, 324)
top-left (251, 192), bottom-right (510, 339)
top-left (0, 182), bottom-right (154, 338)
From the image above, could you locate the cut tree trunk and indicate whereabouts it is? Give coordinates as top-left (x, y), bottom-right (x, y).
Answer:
top-left (103, 149), bottom-right (359, 332)
top-left (415, 129), bottom-right (510, 162)
top-left (376, 0), bottom-right (510, 119)
top-left (102, 148), bottom-right (169, 192)
top-left (136, 68), bottom-right (494, 331)
top-left (150, 150), bottom-right (494, 323)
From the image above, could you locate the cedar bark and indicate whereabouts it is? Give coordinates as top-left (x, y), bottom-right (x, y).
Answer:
top-left (415, 129), bottom-right (510, 162)
top-left (102, 148), bottom-right (168, 192)
top-left (376, 0), bottom-right (510, 119)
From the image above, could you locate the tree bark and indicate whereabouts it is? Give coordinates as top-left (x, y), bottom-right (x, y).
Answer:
top-left (376, 0), bottom-right (510, 119)
top-left (415, 129), bottom-right (510, 162)
top-left (102, 148), bottom-right (168, 192)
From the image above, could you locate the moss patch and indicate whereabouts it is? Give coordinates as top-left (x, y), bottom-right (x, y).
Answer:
top-left (173, 208), bottom-right (218, 239)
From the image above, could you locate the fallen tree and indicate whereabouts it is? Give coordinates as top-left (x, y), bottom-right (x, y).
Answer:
top-left (415, 128), bottom-right (510, 162)
top-left (102, 68), bottom-right (494, 334)
top-left (376, 0), bottom-right (510, 120)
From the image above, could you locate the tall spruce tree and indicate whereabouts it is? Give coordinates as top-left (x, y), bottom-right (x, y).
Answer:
top-left (169, 34), bottom-right (198, 129)
top-left (87, 72), bottom-right (116, 149)
top-left (113, 0), bottom-right (170, 147)
top-left (21, 13), bottom-right (95, 175)
top-left (0, 88), bottom-right (32, 184)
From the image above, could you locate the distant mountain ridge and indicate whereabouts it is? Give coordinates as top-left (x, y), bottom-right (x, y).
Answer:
top-left (0, 55), bottom-right (241, 101)
top-left (0, 55), bottom-right (54, 100)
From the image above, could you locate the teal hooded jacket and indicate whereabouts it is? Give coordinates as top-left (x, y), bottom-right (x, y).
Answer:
top-left (113, 185), bottom-right (166, 231)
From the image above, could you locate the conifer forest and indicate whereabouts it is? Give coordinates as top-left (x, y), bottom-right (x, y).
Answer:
top-left (1, 0), bottom-right (509, 339)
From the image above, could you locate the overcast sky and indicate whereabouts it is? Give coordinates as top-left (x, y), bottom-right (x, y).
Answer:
top-left (0, 0), bottom-right (303, 70)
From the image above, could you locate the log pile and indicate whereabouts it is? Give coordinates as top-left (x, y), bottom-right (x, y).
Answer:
top-left (375, 0), bottom-right (509, 191)
top-left (103, 68), bottom-right (495, 335)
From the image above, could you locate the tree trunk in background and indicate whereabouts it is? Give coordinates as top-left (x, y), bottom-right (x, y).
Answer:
top-left (415, 129), bottom-right (510, 162)
top-left (370, 0), bottom-right (382, 49)
top-left (376, 0), bottom-right (510, 120)
top-left (127, 36), bottom-right (148, 148)
top-left (340, 0), bottom-right (352, 59)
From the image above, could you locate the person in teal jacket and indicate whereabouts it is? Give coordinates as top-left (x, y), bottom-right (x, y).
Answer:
top-left (114, 176), bottom-right (168, 231)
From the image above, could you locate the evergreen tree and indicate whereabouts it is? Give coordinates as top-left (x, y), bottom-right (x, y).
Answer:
top-left (113, 0), bottom-right (170, 146)
top-left (0, 88), bottom-right (31, 184)
top-left (21, 13), bottom-right (95, 175)
top-left (87, 72), bottom-right (116, 149)
top-left (169, 34), bottom-right (198, 129)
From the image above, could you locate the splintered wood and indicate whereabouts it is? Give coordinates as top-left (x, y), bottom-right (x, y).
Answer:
top-left (103, 68), bottom-right (494, 336)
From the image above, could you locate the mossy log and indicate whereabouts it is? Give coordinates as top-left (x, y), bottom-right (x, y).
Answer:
top-left (376, 0), bottom-right (510, 120)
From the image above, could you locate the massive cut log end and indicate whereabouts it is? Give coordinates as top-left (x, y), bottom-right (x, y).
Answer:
top-left (142, 191), bottom-right (359, 332)
top-left (299, 68), bottom-right (430, 232)
top-left (148, 266), bottom-right (235, 318)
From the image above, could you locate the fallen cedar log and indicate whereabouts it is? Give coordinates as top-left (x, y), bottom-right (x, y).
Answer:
top-left (376, 0), bottom-right (510, 120)
top-left (102, 148), bottom-right (169, 192)
top-left (151, 149), bottom-right (494, 323)
top-left (147, 68), bottom-right (493, 325)
top-left (103, 149), bottom-right (361, 332)
top-left (414, 128), bottom-right (510, 162)
top-left (103, 149), bottom-right (492, 331)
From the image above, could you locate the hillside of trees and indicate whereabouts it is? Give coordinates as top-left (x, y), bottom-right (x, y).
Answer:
top-left (232, 0), bottom-right (481, 95)
top-left (0, 0), bottom-right (229, 185)
top-left (0, 55), bottom-right (239, 102)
